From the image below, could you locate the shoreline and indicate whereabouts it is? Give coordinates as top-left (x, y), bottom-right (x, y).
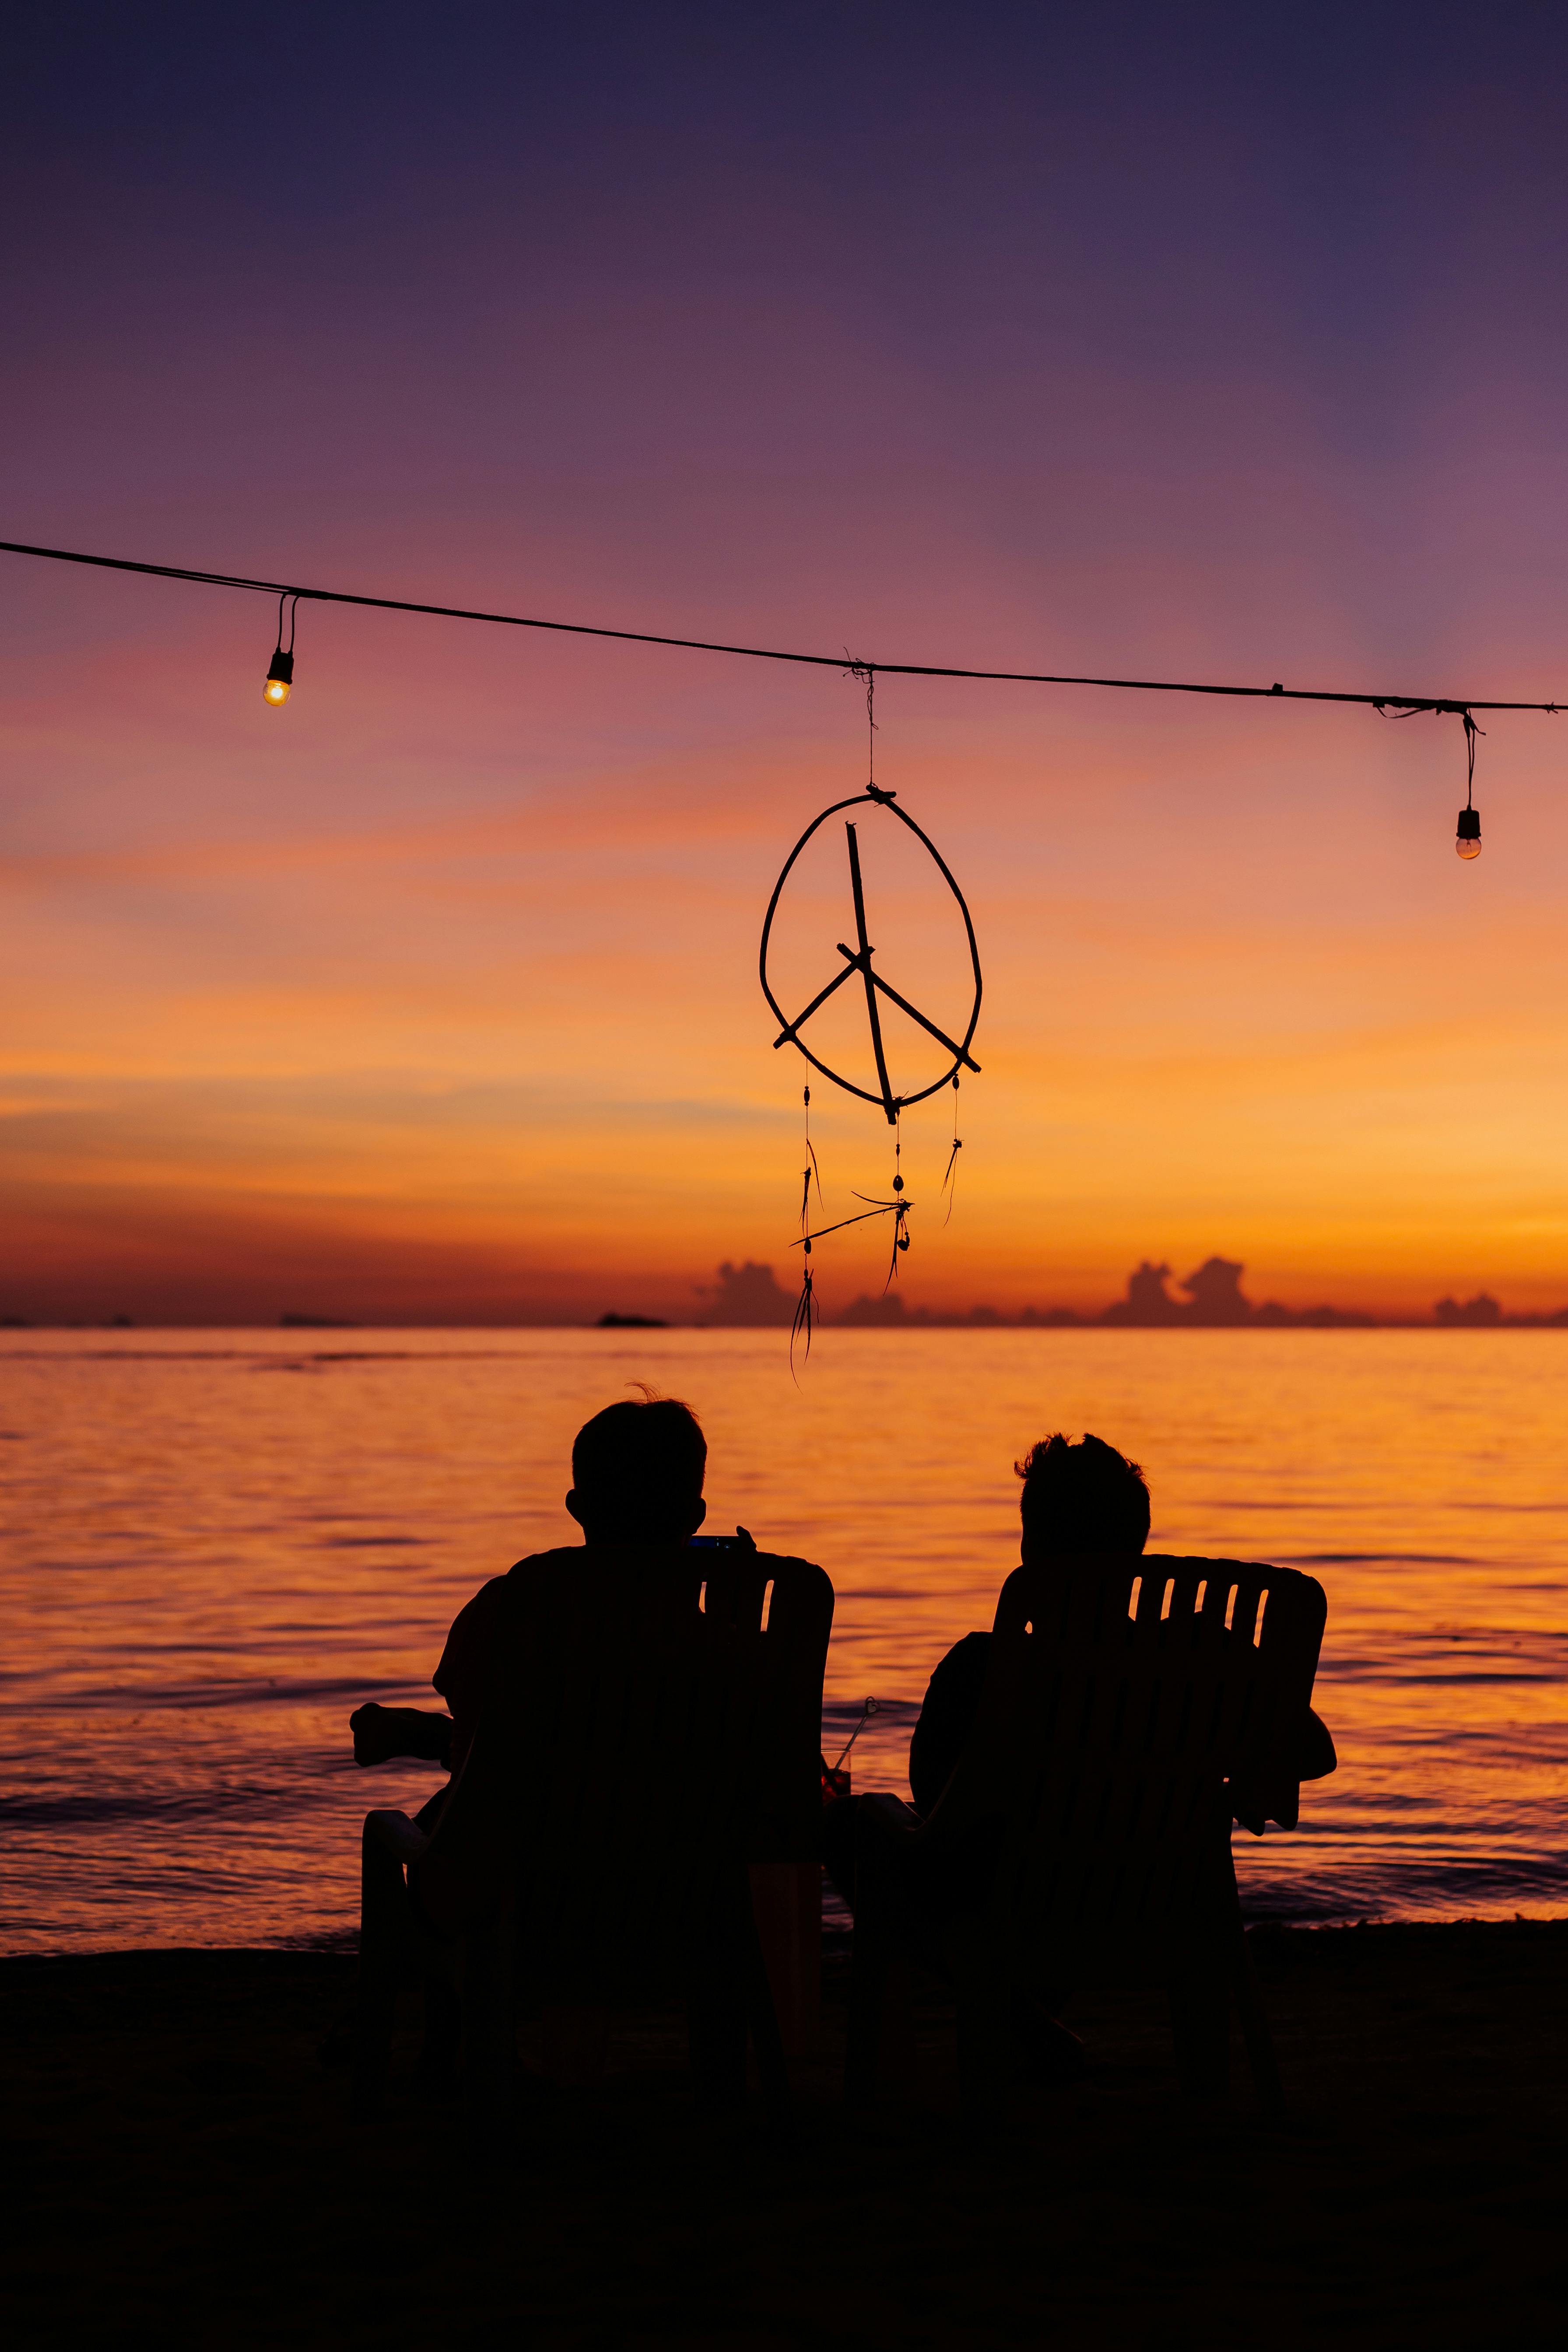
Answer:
top-left (4, 1904), bottom-right (1565, 1965)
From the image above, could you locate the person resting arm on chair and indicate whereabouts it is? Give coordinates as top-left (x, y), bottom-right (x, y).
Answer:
top-left (859, 1432), bottom-right (1335, 2088)
top-left (907, 1431), bottom-right (1336, 1826)
top-left (348, 1393), bottom-right (711, 1803)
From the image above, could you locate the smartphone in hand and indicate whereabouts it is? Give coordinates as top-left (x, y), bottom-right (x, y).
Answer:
top-left (350, 1703), bottom-right (453, 1768)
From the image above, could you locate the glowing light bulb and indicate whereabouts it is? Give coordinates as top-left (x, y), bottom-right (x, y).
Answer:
top-left (263, 648), bottom-right (294, 707)
top-left (1456, 806), bottom-right (1481, 860)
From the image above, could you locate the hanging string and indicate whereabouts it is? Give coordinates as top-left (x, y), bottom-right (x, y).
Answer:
top-left (1376, 694), bottom-right (1487, 788)
top-left (845, 656), bottom-right (878, 785)
top-left (796, 1104), bottom-right (911, 1267)
top-left (881, 1108), bottom-right (911, 1288)
top-left (1463, 707), bottom-right (1482, 807)
top-left (800, 1084), bottom-right (822, 1225)
top-left (940, 1074), bottom-right (962, 1224)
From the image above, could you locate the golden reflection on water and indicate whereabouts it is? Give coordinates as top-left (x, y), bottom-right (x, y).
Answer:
top-left (2, 1330), bottom-right (1564, 1949)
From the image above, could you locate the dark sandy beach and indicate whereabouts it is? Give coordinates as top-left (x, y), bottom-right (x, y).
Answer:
top-left (3, 1920), bottom-right (1564, 2347)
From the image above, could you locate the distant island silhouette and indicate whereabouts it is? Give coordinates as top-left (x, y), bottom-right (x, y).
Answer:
top-left (1098, 1256), bottom-right (1377, 1327)
top-left (17, 1262), bottom-right (1559, 1333)
top-left (661, 1254), bottom-right (1568, 1329)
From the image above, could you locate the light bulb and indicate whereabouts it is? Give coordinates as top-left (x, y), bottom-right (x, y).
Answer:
top-left (1456, 806), bottom-right (1481, 860)
top-left (263, 648), bottom-right (294, 706)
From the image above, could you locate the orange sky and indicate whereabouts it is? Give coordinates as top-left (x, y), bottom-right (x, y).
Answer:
top-left (6, 612), bottom-right (1568, 1323)
top-left (6, 14), bottom-right (1568, 1323)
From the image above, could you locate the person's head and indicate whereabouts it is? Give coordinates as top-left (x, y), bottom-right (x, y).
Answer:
top-left (1015, 1431), bottom-right (1150, 1559)
top-left (566, 1390), bottom-right (708, 1545)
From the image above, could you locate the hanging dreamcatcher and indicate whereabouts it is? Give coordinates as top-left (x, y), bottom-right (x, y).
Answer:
top-left (758, 666), bottom-right (982, 1365)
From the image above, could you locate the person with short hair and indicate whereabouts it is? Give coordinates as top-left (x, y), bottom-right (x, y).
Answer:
top-left (854, 1429), bottom-right (1333, 2086)
top-left (909, 1432), bottom-right (1152, 1813)
top-left (349, 1391), bottom-right (710, 1785)
top-left (909, 1428), bottom-right (1334, 1821)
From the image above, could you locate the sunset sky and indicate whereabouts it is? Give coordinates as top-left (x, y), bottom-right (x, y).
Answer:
top-left (5, 4), bottom-right (1568, 1323)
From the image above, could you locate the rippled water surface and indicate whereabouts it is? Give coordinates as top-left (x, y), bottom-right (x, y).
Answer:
top-left (2, 1328), bottom-right (1565, 1950)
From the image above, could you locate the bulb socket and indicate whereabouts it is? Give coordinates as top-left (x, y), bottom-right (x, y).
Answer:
top-left (1456, 807), bottom-right (1480, 842)
top-left (266, 649), bottom-right (295, 687)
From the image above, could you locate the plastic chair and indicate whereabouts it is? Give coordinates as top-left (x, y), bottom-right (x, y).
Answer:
top-left (699, 1543), bottom-right (836, 2053)
top-left (352, 1544), bottom-right (832, 2145)
top-left (845, 1553), bottom-right (1328, 2116)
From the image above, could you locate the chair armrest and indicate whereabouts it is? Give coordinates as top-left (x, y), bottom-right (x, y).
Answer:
top-left (364, 1808), bottom-right (432, 1865)
top-left (854, 1790), bottom-right (923, 1873)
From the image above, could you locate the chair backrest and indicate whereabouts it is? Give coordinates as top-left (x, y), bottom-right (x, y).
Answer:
top-left (699, 1549), bottom-right (834, 1864)
top-left (928, 1554), bottom-right (1326, 1979)
top-left (423, 1547), bottom-right (832, 1994)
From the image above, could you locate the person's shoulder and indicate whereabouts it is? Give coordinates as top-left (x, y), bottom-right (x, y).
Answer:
top-left (502, 1546), bottom-right (584, 1583)
top-left (494, 1547), bottom-right (589, 1620)
top-left (444, 1550), bottom-right (580, 1638)
top-left (925, 1629), bottom-right (993, 1689)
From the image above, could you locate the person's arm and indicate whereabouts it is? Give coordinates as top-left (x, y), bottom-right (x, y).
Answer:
top-left (350, 1703), bottom-right (453, 1768)
top-left (431, 1573), bottom-right (515, 1774)
top-left (1297, 1705), bottom-right (1336, 1780)
top-left (908, 1633), bottom-right (993, 1818)
top-left (1230, 1704), bottom-right (1337, 1832)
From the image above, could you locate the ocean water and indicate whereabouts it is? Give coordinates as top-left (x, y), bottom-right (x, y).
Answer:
top-left (1, 1328), bottom-right (1564, 1952)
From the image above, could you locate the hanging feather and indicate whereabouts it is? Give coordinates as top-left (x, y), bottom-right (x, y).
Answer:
top-left (884, 1111), bottom-right (910, 1289)
top-left (790, 1254), bottom-right (816, 1380)
top-left (940, 1074), bottom-right (962, 1225)
top-left (801, 1085), bottom-right (822, 1223)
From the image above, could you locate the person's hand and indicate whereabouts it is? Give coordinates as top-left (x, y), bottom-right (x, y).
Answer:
top-left (350, 1703), bottom-right (401, 1766)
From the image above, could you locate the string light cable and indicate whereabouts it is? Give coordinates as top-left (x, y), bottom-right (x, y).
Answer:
top-left (1, 538), bottom-right (1560, 730)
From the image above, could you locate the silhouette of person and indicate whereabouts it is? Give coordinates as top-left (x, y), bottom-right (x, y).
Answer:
top-left (909, 1430), bottom-right (1335, 1823)
top-left (348, 1394), bottom-right (710, 1809)
top-left (828, 1431), bottom-right (1335, 2084)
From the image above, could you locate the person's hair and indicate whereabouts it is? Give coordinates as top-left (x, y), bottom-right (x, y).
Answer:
top-left (570, 1391), bottom-right (707, 1541)
top-left (1014, 1431), bottom-right (1150, 1554)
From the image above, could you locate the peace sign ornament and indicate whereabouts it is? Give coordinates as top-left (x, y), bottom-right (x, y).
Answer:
top-left (758, 786), bottom-right (982, 1122)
